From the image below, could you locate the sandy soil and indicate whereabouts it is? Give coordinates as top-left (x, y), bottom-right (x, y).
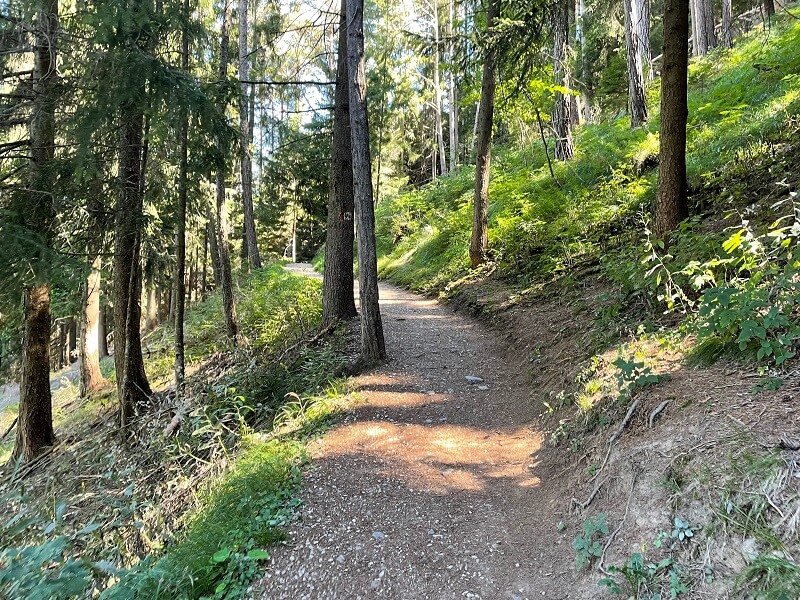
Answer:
top-left (252, 264), bottom-right (593, 600)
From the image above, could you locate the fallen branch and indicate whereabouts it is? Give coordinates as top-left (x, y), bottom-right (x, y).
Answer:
top-left (589, 394), bottom-right (644, 484)
top-left (649, 400), bottom-right (670, 428)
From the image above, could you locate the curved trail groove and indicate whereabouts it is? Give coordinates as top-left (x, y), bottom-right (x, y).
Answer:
top-left (254, 264), bottom-right (588, 599)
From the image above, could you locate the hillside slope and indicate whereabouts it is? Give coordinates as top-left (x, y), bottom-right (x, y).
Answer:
top-left (374, 14), bottom-right (800, 599)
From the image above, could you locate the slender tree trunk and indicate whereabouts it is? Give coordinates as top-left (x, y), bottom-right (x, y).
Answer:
top-left (576, 0), bottom-right (592, 123)
top-left (98, 304), bottom-right (109, 358)
top-left (346, 0), bottom-right (387, 364)
top-left (763, 0), bottom-right (775, 20)
top-left (553, 0), bottom-right (574, 160)
top-left (202, 224), bottom-right (209, 297)
top-left (689, 0), bottom-right (700, 56)
top-left (699, 0), bottom-right (717, 52)
top-left (79, 254), bottom-right (104, 397)
top-left (624, 0), bottom-right (648, 127)
top-left (634, 0), bottom-right (653, 81)
top-left (448, 0), bottom-right (458, 171)
top-left (175, 0), bottom-right (188, 399)
top-left (655, 0), bottom-right (690, 238)
top-left (207, 214), bottom-right (222, 288)
top-left (433, 0), bottom-right (447, 176)
top-left (721, 0), bottom-right (733, 48)
top-left (67, 317), bottom-right (77, 363)
top-left (469, 0), bottom-right (499, 268)
top-left (216, 0), bottom-right (239, 344)
top-left (322, 0), bottom-right (358, 326)
top-left (114, 108), bottom-right (152, 428)
top-left (145, 278), bottom-right (158, 330)
top-left (239, 0), bottom-right (261, 269)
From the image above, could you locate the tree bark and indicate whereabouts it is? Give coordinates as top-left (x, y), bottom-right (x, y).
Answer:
top-left (469, 0), bottom-right (499, 267)
top-left (432, 0), bottom-right (447, 176)
top-left (655, 0), bottom-right (690, 238)
top-left (553, 0), bottom-right (574, 160)
top-left (692, 0), bottom-right (716, 55)
top-left (634, 0), bottom-right (653, 81)
top-left (14, 0), bottom-right (59, 460)
top-left (79, 254), bottom-right (104, 397)
top-left (216, 0), bottom-right (240, 344)
top-left (98, 304), bottom-right (109, 358)
top-left (239, 0), bottom-right (261, 269)
top-left (763, 0), bottom-right (775, 20)
top-left (145, 278), bottom-right (158, 330)
top-left (322, 0), bottom-right (358, 326)
top-left (448, 0), bottom-right (458, 171)
top-left (114, 107), bottom-right (152, 428)
top-left (174, 0), bottom-right (188, 400)
top-left (721, 0), bottom-right (733, 48)
top-left (346, 0), bottom-right (387, 364)
top-left (576, 0), bottom-right (592, 123)
top-left (624, 0), bottom-right (648, 127)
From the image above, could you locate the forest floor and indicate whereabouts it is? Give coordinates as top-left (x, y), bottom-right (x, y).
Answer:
top-left (253, 264), bottom-right (594, 599)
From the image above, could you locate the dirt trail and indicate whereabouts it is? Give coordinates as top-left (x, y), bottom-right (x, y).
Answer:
top-left (254, 264), bottom-right (591, 600)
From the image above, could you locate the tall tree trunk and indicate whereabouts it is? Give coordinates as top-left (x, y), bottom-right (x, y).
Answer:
top-left (433, 0), bottom-right (447, 176)
top-left (576, 0), bottom-right (592, 123)
top-left (655, 0), bottom-right (690, 238)
top-left (207, 214), bottom-right (222, 288)
top-left (553, 0), bottom-right (574, 160)
top-left (689, 0), bottom-right (700, 56)
top-left (699, 0), bottom-right (716, 52)
top-left (634, 0), bottom-right (653, 81)
top-left (239, 0), bottom-right (261, 269)
top-left (175, 0), bottom-right (189, 400)
top-left (346, 0), bottom-right (387, 365)
top-left (114, 109), bottom-right (152, 428)
top-left (721, 0), bottom-right (733, 48)
top-left (624, 0), bottom-right (648, 127)
top-left (79, 255), bottom-right (104, 396)
top-left (216, 0), bottom-right (240, 344)
top-left (469, 0), bottom-right (499, 267)
top-left (16, 0), bottom-right (59, 461)
top-left (448, 0), bottom-right (458, 171)
top-left (322, 0), bottom-right (358, 326)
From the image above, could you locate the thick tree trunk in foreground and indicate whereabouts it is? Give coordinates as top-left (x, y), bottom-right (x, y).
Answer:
top-left (624, 0), bottom-right (648, 127)
top-left (16, 285), bottom-right (55, 460)
top-left (79, 255), bottom-right (104, 397)
top-left (14, 0), bottom-right (59, 461)
top-left (114, 109), bottom-right (152, 429)
top-left (239, 0), bottom-right (261, 269)
top-left (553, 0), bottom-right (574, 160)
top-left (322, 0), bottom-right (358, 326)
top-left (215, 0), bottom-right (239, 344)
top-left (346, 0), bottom-right (387, 364)
top-left (469, 0), bottom-right (499, 267)
top-left (655, 0), bottom-right (690, 238)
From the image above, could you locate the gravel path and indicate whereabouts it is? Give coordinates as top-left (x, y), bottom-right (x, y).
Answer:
top-left (253, 264), bottom-right (587, 600)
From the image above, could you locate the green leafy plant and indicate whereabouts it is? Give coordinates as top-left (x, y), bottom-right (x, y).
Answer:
top-left (613, 356), bottom-right (662, 400)
top-left (670, 517), bottom-right (699, 543)
top-left (572, 513), bottom-right (609, 570)
top-left (599, 553), bottom-right (687, 599)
